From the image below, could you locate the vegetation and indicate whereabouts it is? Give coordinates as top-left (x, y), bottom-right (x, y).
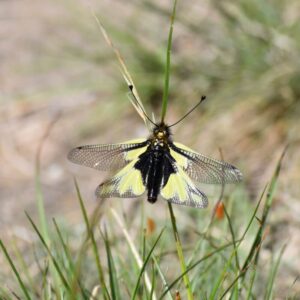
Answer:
top-left (1, 0), bottom-right (299, 299)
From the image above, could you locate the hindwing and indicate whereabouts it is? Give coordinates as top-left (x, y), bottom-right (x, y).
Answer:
top-left (96, 159), bottom-right (146, 198)
top-left (160, 162), bottom-right (208, 208)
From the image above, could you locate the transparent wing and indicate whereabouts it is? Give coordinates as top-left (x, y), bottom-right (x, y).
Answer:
top-left (95, 160), bottom-right (146, 198)
top-left (160, 162), bottom-right (208, 208)
top-left (68, 139), bottom-right (148, 171)
top-left (169, 142), bottom-right (243, 184)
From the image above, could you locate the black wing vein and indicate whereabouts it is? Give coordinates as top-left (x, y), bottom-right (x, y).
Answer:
top-left (68, 140), bottom-right (148, 171)
top-left (170, 143), bottom-right (243, 184)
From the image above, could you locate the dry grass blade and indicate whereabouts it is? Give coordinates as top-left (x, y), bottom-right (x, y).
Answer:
top-left (91, 10), bottom-right (149, 127)
top-left (110, 208), bottom-right (157, 300)
top-left (90, 285), bottom-right (101, 300)
top-left (168, 202), bottom-right (193, 300)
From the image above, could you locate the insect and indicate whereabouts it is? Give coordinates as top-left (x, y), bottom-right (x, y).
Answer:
top-left (68, 88), bottom-right (242, 208)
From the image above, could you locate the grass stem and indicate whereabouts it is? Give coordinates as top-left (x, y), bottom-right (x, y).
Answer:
top-left (167, 202), bottom-right (194, 300)
top-left (161, 0), bottom-right (178, 123)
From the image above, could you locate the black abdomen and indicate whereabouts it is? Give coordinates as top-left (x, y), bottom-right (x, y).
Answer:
top-left (147, 152), bottom-right (164, 203)
top-left (134, 144), bottom-right (176, 204)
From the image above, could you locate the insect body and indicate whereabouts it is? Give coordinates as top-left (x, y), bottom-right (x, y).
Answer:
top-left (68, 121), bottom-right (242, 208)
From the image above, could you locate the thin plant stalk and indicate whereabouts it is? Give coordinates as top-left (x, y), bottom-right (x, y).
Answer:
top-left (25, 213), bottom-right (72, 293)
top-left (151, 255), bottom-right (173, 300)
top-left (11, 238), bottom-right (37, 296)
top-left (161, 1), bottom-right (193, 297)
top-left (35, 114), bottom-right (60, 241)
top-left (74, 179), bottom-right (110, 300)
top-left (91, 11), bottom-right (149, 127)
top-left (168, 202), bottom-right (194, 300)
top-left (161, 0), bottom-right (178, 122)
top-left (264, 244), bottom-right (287, 300)
top-left (159, 240), bottom-right (237, 299)
top-left (241, 147), bottom-right (287, 276)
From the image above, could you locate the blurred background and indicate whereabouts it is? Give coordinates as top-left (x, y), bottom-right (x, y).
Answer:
top-left (0, 0), bottom-right (299, 296)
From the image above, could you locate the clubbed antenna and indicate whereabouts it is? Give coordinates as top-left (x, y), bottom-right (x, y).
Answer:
top-left (169, 95), bottom-right (206, 127)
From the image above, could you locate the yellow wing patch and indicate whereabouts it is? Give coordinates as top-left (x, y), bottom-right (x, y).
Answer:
top-left (169, 148), bottom-right (188, 168)
top-left (161, 165), bottom-right (208, 208)
top-left (169, 142), bottom-right (196, 169)
top-left (162, 173), bottom-right (187, 200)
top-left (123, 139), bottom-right (148, 161)
top-left (96, 159), bottom-right (145, 198)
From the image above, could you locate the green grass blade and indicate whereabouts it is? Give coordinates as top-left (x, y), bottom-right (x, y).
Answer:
top-left (151, 255), bottom-right (173, 300)
top-left (131, 229), bottom-right (164, 300)
top-left (25, 212), bottom-right (72, 293)
top-left (246, 268), bottom-right (257, 300)
top-left (219, 269), bottom-right (248, 300)
top-left (141, 228), bottom-right (147, 298)
top-left (35, 115), bottom-right (61, 295)
top-left (159, 241), bottom-right (236, 300)
top-left (223, 203), bottom-right (241, 300)
top-left (52, 219), bottom-right (75, 273)
top-left (35, 156), bottom-right (49, 244)
top-left (0, 286), bottom-right (11, 299)
top-left (41, 260), bottom-right (50, 299)
top-left (241, 147), bottom-right (287, 273)
top-left (110, 208), bottom-right (156, 298)
top-left (35, 115), bottom-right (60, 241)
top-left (150, 261), bottom-right (156, 300)
top-left (238, 184), bottom-right (267, 248)
top-left (52, 219), bottom-right (88, 298)
top-left (102, 227), bottom-right (121, 300)
top-left (223, 204), bottom-right (240, 271)
top-left (264, 244), bottom-right (287, 300)
top-left (161, 0), bottom-right (178, 122)
top-left (0, 239), bottom-right (32, 300)
top-left (74, 179), bottom-right (110, 300)
top-left (11, 238), bottom-right (38, 297)
top-left (229, 277), bottom-right (239, 300)
top-left (168, 202), bottom-right (194, 300)
top-left (208, 249), bottom-right (236, 300)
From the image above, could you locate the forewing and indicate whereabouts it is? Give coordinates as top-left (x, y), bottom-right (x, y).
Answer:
top-left (170, 142), bottom-right (243, 184)
top-left (161, 163), bottom-right (208, 208)
top-left (95, 159), bottom-right (146, 198)
top-left (68, 139), bottom-right (148, 171)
